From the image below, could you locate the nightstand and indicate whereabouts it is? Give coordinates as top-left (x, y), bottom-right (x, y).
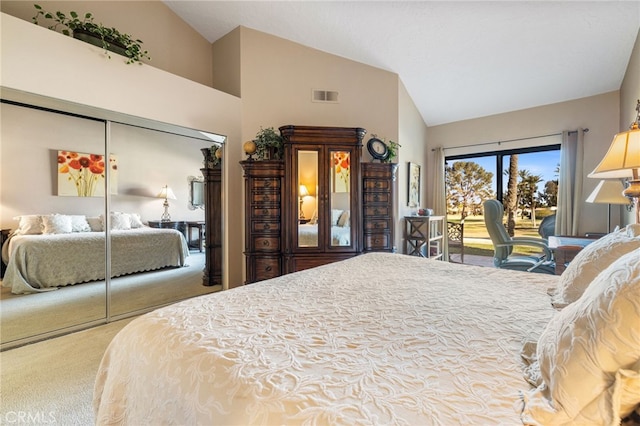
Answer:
top-left (1, 228), bottom-right (11, 278)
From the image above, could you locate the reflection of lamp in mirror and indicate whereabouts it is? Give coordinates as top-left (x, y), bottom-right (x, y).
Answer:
top-left (157, 185), bottom-right (177, 222)
top-left (588, 99), bottom-right (640, 224)
top-left (299, 185), bottom-right (309, 220)
top-left (586, 180), bottom-right (630, 233)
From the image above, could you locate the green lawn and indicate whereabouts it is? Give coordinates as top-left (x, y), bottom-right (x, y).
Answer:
top-left (447, 210), bottom-right (552, 258)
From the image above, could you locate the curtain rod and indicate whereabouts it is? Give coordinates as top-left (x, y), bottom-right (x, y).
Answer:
top-left (431, 128), bottom-right (589, 152)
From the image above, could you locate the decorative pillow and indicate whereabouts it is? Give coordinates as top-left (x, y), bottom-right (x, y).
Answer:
top-left (522, 247), bottom-right (640, 425)
top-left (331, 209), bottom-right (343, 226)
top-left (110, 212), bottom-right (132, 231)
top-left (337, 210), bottom-right (350, 227)
top-left (69, 215), bottom-right (91, 232)
top-left (86, 216), bottom-right (103, 232)
top-left (42, 214), bottom-right (73, 234)
top-left (551, 224), bottom-right (640, 308)
top-left (309, 210), bottom-right (318, 225)
top-left (128, 213), bottom-right (144, 228)
top-left (13, 215), bottom-right (43, 235)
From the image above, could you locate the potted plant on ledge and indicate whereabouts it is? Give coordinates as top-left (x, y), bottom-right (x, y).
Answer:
top-left (32, 4), bottom-right (151, 64)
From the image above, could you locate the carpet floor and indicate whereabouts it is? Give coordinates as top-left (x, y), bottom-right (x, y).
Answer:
top-left (0, 318), bottom-right (133, 425)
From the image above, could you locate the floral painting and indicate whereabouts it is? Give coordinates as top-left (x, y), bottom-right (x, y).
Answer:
top-left (332, 151), bottom-right (350, 193)
top-left (57, 150), bottom-right (118, 197)
top-left (408, 162), bottom-right (420, 207)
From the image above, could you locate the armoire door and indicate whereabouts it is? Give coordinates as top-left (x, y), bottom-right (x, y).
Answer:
top-left (280, 125), bottom-right (365, 273)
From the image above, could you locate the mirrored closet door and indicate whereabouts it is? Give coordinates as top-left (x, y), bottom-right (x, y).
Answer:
top-left (0, 102), bottom-right (108, 345)
top-left (0, 100), bottom-right (224, 349)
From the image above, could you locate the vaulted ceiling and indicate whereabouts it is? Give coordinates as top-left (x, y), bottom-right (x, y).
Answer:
top-left (164, 1), bottom-right (640, 126)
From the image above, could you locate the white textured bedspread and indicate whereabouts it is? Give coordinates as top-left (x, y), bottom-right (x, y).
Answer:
top-left (94, 252), bottom-right (559, 425)
top-left (2, 228), bottom-right (188, 294)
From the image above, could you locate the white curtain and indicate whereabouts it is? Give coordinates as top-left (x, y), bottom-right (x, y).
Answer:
top-left (433, 146), bottom-right (448, 259)
top-left (556, 129), bottom-right (585, 236)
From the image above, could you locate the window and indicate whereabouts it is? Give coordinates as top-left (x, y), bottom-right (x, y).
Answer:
top-left (445, 144), bottom-right (560, 257)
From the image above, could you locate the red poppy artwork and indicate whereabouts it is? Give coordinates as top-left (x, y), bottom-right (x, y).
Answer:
top-left (332, 151), bottom-right (350, 193)
top-left (57, 150), bottom-right (118, 197)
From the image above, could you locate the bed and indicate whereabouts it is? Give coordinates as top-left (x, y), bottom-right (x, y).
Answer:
top-left (2, 214), bottom-right (189, 294)
top-left (298, 223), bottom-right (351, 246)
top-left (94, 232), bottom-right (640, 425)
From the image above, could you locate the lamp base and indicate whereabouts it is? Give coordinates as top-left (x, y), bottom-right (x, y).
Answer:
top-left (623, 179), bottom-right (640, 224)
top-left (161, 199), bottom-right (171, 222)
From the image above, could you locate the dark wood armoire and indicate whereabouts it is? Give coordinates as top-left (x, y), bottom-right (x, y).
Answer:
top-left (241, 125), bottom-right (396, 284)
top-left (201, 166), bottom-right (222, 286)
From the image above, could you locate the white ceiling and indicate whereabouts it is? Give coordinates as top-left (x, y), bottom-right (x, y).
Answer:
top-left (163, 1), bottom-right (640, 126)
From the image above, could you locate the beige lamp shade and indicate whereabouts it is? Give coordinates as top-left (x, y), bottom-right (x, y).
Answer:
top-left (588, 124), bottom-right (640, 179)
top-left (157, 185), bottom-right (177, 200)
top-left (586, 180), bottom-right (629, 204)
top-left (299, 185), bottom-right (310, 197)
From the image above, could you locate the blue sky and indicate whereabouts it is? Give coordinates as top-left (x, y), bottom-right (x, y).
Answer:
top-left (451, 150), bottom-right (561, 194)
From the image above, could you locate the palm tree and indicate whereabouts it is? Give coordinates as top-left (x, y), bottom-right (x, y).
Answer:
top-left (505, 155), bottom-right (518, 236)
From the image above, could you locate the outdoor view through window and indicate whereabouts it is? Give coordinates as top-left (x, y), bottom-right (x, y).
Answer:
top-left (445, 146), bottom-right (561, 261)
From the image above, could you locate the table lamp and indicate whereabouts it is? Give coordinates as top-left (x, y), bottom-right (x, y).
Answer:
top-left (585, 180), bottom-right (630, 232)
top-left (157, 185), bottom-right (177, 222)
top-left (588, 99), bottom-right (640, 224)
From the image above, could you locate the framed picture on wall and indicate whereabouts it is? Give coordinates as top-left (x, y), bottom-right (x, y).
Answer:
top-left (408, 162), bottom-right (420, 207)
top-left (57, 150), bottom-right (118, 197)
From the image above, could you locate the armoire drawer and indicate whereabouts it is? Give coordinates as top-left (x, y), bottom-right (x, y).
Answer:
top-left (364, 179), bottom-right (391, 191)
top-left (254, 257), bottom-right (281, 280)
top-left (364, 192), bottom-right (390, 204)
top-left (251, 221), bottom-right (281, 233)
top-left (251, 192), bottom-right (280, 204)
top-left (252, 236), bottom-right (281, 251)
top-left (252, 207), bottom-right (280, 218)
top-left (364, 233), bottom-right (390, 250)
top-left (364, 219), bottom-right (390, 231)
top-left (252, 178), bottom-right (281, 190)
top-left (364, 206), bottom-right (389, 217)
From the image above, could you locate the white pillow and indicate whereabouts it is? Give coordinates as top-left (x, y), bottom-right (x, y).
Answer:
top-left (551, 225), bottom-right (640, 307)
top-left (522, 247), bottom-right (640, 425)
top-left (13, 215), bottom-right (43, 235)
top-left (331, 209), bottom-right (343, 226)
top-left (128, 213), bottom-right (144, 228)
top-left (42, 214), bottom-right (73, 234)
top-left (69, 215), bottom-right (91, 232)
top-left (86, 216), bottom-right (103, 232)
top-left (110, 212), bottom-right (132, 231)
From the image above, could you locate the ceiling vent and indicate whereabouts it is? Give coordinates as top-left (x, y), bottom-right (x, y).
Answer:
top-left (312, 89), bottom-right (339, 103)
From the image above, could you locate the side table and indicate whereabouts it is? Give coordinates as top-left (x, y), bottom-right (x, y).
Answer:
top-left (548, 235), bottom-right (598, 275)
top-left (404, 216), bottom-right (444, 260)
top-left (186, 221), bottom-right (205, 252)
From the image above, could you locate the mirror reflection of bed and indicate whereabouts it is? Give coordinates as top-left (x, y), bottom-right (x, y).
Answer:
top-left (0, 100), bottom-right (223, 349)
top-left (297, 193), bottom-right (352, 247)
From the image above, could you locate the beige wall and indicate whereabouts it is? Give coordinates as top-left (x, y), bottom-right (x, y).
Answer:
top-left (235, 26), bottom-right (399, 136)
top-left (0, 0), bottom-right (213, 87)
top-left (212, 28), bottom-right (241, 98)
top-left (397, 80), bottom-right (429, 250)
top-left (219, 27), bottom-right (420, 263)
top-left (427, 92), bottom-right (620, 235)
